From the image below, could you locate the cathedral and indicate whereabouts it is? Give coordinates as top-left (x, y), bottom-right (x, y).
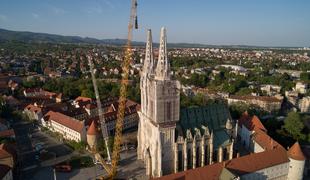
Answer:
top-left (137, 27), bottom-right (235, 177)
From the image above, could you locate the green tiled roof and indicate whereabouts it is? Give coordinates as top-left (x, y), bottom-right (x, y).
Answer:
top-left (178, 104), bottom-right (231, 147)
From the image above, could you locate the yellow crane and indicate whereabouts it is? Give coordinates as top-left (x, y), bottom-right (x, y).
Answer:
top-left (110, 0), bottom-right (138, 178)
top-left (87, 0), bottom-right (138, 179)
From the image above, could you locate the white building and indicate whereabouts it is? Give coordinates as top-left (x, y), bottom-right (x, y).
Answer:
top-left (295, 82), bottom-right (308, 94)
top-left (299, 96), bottom-right (310, 113)
top-left (287, 142), bottom-right (306, 180)
top-left (23, 104), bottom-right (43, 121)
top-left (154, 113), bottom-right (306, 180)
top-left (43, 111), bottom-right (86, 142)
top-left (228, 95), bottom-right (283, 112)
top-left (260, 84), bottom-right (281, 96)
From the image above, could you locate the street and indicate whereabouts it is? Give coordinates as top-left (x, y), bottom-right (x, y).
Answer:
top-left (28, 150), bottom-right (147, 180)
top-left (12, 119), bottom-right (147, 179)
top-left (12, 119), bottom-right (73, 179)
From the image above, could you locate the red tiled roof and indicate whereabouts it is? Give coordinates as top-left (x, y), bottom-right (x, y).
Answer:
top-left (44, 111), bottom-right (84, 133)
top-left (239, 113), bottom-right (266, 132)
top-left (252, 129), bottom-right (282, 151)
top-left (75, 96), bottom-right (92, 103)
top-left (226, 148), bottom-right (289, 175)
top-left (24, 104), bottom-right (42, 113)
top-left (0, 129), bottom-right (15, 138)
top-left (24, 88), bottom-right (42, 93)
top-left (0, 164), bottom-right (11, 179)
top-left (0, 148), bottom-right (11, 159)
top-left (287, 142), bottom-right (306, 161)
top-left (230, 95), bottom-right (282, 103)
top-left (153, 162), bottom-right (224, 180)
top-left (0, 143), bottom-right (16, 160)
top-left (155, 148), bottom-right (289, 180)
top-left (87, 120), bottom-right (98, 135)
top-left (85, 103), bottom-right (97, 110)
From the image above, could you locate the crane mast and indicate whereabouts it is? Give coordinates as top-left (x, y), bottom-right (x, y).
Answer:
top-left (87, 0), bottom-right (138, 179)
top-left (87, 53), bottom-right (111, 162)
top-left (110, 0), bottom-right (138, 178)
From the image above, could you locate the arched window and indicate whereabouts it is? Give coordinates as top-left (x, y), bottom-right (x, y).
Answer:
top-left (196, 147), bottom-right (200, 167)
top-left (187, 149), bottom-right (192, 169)
top-left (177, 149), bottom-right (183, 172)
top-left (205, 145), bottom-right (209, 165)
top-left (166, 102), bottom-right (171, 121)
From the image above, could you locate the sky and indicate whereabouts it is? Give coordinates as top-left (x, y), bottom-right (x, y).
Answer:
top-left (0, 0), bottom-right (309, 47)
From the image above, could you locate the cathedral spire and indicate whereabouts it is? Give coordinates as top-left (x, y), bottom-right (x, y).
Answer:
top-left (155, 27), bottom-right (170, 80)
top-left (143, 29), bottom-right (154, 75)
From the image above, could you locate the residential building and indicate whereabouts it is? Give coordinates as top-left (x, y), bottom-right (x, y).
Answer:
top-left (43, 111), bottom-right (86, 142)
top-left (155, 113), bottom-right (306, 180)
top-left (23, 104), bottom-right (43, 121)
top-left (260, 84), bottom-right (281, 96)
top-left (294, 82), bottom-right (308, 94)
top-left (227, 95), bottom-right (283, 112)
top-left (299, 96), bottom-right (310, 113)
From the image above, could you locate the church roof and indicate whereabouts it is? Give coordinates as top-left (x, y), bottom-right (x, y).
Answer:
top-left (87, 120), bottom-right (97, 136)
top-left (153, 147), bottom-right (289, 180)
top-left (178, 104), bottom-right (231, 147)
top-left (287, 142), bottom-right (306, 161)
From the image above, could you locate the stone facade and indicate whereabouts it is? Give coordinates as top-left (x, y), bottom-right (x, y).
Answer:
top-left (137, 28), bottom-right (180, 177)
top-left (137, 28), bottom-right (234, 178)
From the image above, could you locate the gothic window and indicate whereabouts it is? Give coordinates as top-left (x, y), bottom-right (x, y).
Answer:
top-left (205, 145), bottom-right (208, 165)
top-left (213, 150), bottom-right (217, 162)
top-left (223, 148), bottom-right (228, 161)
top-left (167, 102), bottom-right (171, 121)
top-left (187, 149), bottom-right (192, 169)
top-left (177, 150), bottom-right (183, 172)
top-left (196, 147), bottom-right (200, 167)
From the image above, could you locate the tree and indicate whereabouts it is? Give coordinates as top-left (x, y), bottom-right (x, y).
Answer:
top-left (81, 89), bottom-right (95, 98)
top-left (283, 112), bottom-right (305, 140)
top-left (300, 72), bottom-right (310, 83)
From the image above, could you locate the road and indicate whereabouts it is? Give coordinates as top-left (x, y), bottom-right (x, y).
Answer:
top-left (31, 165), bottom-right (106, 180)
top-left (29, 150), bottom-right (147, 180)
top-left (13, 119), bottom-right (146, 179)
top-left (12, 120), bottom-right (73, 179)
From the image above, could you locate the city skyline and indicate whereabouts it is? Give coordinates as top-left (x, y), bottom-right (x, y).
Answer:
top-left (0, 0), bottom-right (310, 47)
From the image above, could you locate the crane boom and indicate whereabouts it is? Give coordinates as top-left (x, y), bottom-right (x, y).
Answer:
top-left (87, 54), bottom-right (111, 162)
top-left (110, 0), bottom-right (138, 178)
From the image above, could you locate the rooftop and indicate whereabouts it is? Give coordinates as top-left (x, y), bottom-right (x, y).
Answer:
top-left (179, 104), bottom-right (231, 147)
top-left (44, 111), bottom-right (84, 133)
top-left (154, 147), bottom-right (289, 180)
top-left (287, 142), bottom-right (306, 161)
top-left (0, 164), bottom-right (11, 179)
top-left (87, 120), bottom-right (98, 135)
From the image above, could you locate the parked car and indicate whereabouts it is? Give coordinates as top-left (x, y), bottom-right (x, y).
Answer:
top-left (54, 165), bottom-right (72, 172)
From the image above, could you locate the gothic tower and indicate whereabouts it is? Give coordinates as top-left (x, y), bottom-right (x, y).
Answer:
top-left (137, 27), bottom-right (180, 177)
